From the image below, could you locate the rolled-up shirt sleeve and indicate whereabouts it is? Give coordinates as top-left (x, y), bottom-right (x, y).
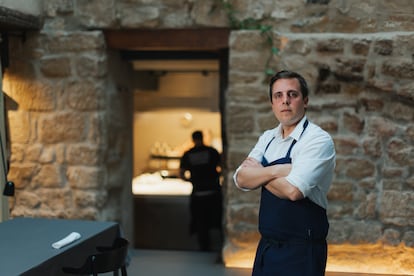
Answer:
top-left (233, 166), bottom-right (251, 191)
top-left (285, 130), bottom-right (336, 208)
top-left (233, 130), bottom-right (275, 191)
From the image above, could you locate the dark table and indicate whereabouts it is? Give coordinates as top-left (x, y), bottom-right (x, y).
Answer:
top-left (0, 217), bottom-right (120, 275)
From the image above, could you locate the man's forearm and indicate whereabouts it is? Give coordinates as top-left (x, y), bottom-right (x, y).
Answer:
top-left (265, 177), bottom-right (304, 201)
top-left (236, 163), bottom-right (292, 190)
top-left (236, 166), bottom-right (276, 189)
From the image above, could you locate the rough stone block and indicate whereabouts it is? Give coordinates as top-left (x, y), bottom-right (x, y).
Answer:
top-left (382, 59), bottom-right (414, 79)
top-left (362, 137), bottom-right (381, 158)
top-left (328, 180), bottom-right (353, 201)
top-left (66, 166), bottom-right (104, 189)
top-left (44, 0), bottom-right (74, 17)
top-left (76, 0), bottom-right (117, 28)
top-left (348, 221), bottom-right (382, 243)
top-left (383, 101), bottom-right (414, 121)
top-left (327, 204), bottom-right (354, 220)
top-left (366, 116), bottom-right (398, 138)
top-left (403, 231), bottom-right (414, 247)
top-left (16, 191), bottom-right (41, 209)
top-left (333, 137), bottom-right (360, 155)
top-left (352, 38), bottom-right (371, 55)
top-left (343, 112), bottom-right (364, 134)
top-left (360, 96), bottom-right (384, 112)
top-left (66, 80), bottom-right (105, 111)
top-left (343, 157), bottom-right (375, 179)
top-left (387, 138), bottom-right (414, 167)
top-left (227, 113), bottom-right (255, 134)
top-left (373, 39), bottom-right (393, 55)
top-left (45, 31), bottom-right (105, 53)
top-left (8, 111), bottom-right (31, 143)
top-left (316, 38), bottom-right (344, 53)
top-left (66, 144), bottom-right (102, 165)
top-left (355, 192), bottom-right (377, 219)
top-left (75, 54), bottom-right (107, 78)
top-left (333, 57), bottom-right (366, 81)
top-left (33, 164), bottom-right (62, 188)
top-left (398, 81), bottom-right (414, 101)
top-left (380, 190), bottom-right (414, 226)
top-left (191, 1), bottom-right (228, 27)
top-left (118, 4), bottom-right (159, 28)
top-left (40, 56), bottom-right (71, 78)
top-left (39, 112), bottom-right (86, 143)
top-left (5, 80), bottom-right (56, 111)
top-left (73, 190), bottom-right (106, 208)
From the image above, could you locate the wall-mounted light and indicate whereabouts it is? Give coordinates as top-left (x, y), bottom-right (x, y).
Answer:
top-left (3, 181), bottom-right (14, 196)
top-left (180, 112), bottom-right (193, 128)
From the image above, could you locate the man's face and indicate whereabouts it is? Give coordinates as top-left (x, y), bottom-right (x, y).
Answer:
top-left (270, 78), bottom-right (308, 128)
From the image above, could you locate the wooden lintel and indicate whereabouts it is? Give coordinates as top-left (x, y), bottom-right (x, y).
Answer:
top-left (104, 28), bottom-right (230, 51)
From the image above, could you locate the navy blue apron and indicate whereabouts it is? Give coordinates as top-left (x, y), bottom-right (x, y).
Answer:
top-left (252, 120), bottom-right (328, 276)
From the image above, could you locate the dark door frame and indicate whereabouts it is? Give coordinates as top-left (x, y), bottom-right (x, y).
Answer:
top-left (104, 27), bottom-right (230, 168)
top-left (104, 28), bottom-right (230, 249)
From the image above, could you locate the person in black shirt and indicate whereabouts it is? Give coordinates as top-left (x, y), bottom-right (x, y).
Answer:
top-left (180, 130), bottom-right (223, 252)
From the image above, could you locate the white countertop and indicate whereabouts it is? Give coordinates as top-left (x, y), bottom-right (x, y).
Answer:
top-left (132, 172), bottom-right (192, 196)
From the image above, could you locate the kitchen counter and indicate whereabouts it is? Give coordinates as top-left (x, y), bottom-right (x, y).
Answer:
top-left (132, 172), bottom-right (192, 196)
top-left (132, 172), bottom-right (198, 250)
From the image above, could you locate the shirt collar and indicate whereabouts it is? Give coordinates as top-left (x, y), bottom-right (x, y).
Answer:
top-left (274, 116), bottom-right (308, 141)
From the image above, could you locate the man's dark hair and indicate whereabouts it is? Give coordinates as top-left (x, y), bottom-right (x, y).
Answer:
top-left (192, 130), bottom-right (203, 141)
top-left (268, 70), bottom-right (309, 102)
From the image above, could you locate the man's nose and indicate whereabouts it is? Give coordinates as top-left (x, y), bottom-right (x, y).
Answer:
top-left (282, 94), bottom-right (290, 104)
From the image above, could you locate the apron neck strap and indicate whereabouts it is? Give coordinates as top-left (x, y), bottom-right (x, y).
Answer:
top-left (285, 119), bottom-right (308, 158)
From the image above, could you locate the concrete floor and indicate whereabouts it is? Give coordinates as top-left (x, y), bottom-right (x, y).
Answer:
top-left (127, 249), bottom-right (249, 276)
top-left (125, 249), bottom-right (408, 276)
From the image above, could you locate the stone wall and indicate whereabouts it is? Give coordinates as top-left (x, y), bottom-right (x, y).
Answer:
top-left (44, 0), bottom-right (414, 33)
top-left (3, 29), bottom-right (134, 238)
top-left (1, 0), bottom-right (413, 270)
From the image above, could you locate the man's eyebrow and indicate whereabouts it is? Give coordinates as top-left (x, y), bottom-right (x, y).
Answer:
top-left (272, 89), bottom-right (300, 94)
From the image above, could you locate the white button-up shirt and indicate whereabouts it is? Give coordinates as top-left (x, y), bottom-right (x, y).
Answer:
top-left (233, 116), bottom-right (336, 209)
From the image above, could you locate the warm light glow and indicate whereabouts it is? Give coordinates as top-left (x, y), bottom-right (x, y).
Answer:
top-left (180, 112), bottom-right (193, 127)
top-left (223, 245), bottom-right (255, 268)
top-left (223, 243), bottom-right (414, 275)
top-left (225, 258), bottom-right (253, 269)
top-left (327, 243), bottom-right (414, 275)
top-left (132, 172), bottom-right (192, 196)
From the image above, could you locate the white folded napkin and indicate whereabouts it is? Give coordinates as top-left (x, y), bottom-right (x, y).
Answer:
top-left (52, 232), bottom-right (81, 249)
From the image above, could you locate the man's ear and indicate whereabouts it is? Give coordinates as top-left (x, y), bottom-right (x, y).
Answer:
top-left (304, 96), bottom-right (309, 108)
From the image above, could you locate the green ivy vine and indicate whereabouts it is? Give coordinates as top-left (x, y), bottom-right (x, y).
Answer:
top-left (215, 0), bottom-right (279, 76)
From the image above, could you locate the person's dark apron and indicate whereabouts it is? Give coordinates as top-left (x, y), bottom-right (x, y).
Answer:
top-left (252, 120), bottom-right (329, 276)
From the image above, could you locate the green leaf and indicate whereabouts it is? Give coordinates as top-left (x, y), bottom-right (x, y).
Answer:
top-left (217, 0), bottom-right (277, 77)
top-left (265, 68), bottom-right (276, 75)
top-left (260, 25), bottom-right (272, 33)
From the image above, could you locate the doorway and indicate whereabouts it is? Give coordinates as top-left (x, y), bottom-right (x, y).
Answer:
top-left (104, 28), bottom-right (229, 250)
top-left (131, 52), bottom-right (222, 250)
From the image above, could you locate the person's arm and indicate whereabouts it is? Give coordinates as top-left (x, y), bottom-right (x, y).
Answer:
top-left (179, 168), bottom-right (189, 181)
top-left (235, 157), bottom-right (291, 190)
top-left (266, 131), bottom-right (335, 201)
top-left (216, 150), bottom-right (222, 175)
top-left (179, 154), bottom-right (190, 181)
top-left (264, 177), bottom-right (303, 200)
